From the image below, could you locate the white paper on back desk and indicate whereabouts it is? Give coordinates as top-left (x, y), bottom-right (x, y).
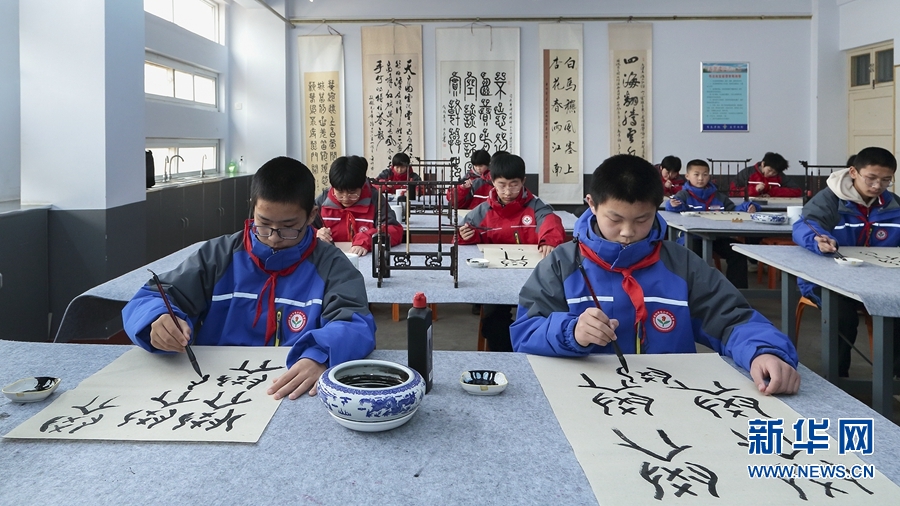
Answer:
top-left (4, 347), bottom-right (286, 443)
top-left (478, 244), bottom-right (541, 269)
top-left (528, 353), bottom-right (899, 504)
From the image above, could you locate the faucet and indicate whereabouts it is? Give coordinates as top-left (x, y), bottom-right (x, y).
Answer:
top-left (201, 154), bottom-right (207, 178)
top-left (170, 154), bottom-right (185, 178)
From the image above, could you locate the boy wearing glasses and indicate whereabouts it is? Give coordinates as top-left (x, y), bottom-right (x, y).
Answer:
top-left (793, 146), bottom-right (900, 378)
top-left (123, 157), bottom-right (376, 400)
top-left (315, 155), bottom-right (403, 256)
top-left (458, 153), bottom-right (565, 351)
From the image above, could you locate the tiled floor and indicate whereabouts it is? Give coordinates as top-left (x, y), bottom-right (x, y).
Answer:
top-left (370, 263), bottom-right (900, 425)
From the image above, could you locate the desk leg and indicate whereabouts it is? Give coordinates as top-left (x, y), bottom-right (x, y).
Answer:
top-left (781, 272), bottom-right (798, 344)
top-left (821, 289), bottom-right (840, 382)
top-left (667, 227), bottom-right (677, 242)
top-left (701, 236), bottom-right (714, 267)
top-left (872, 316), bottom-right (895, 417)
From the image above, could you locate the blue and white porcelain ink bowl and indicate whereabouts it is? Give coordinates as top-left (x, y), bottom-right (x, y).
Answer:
top-left (317, 360), bottom-right (425, 428)
top-left (750, 212), bottom-right (788, 225)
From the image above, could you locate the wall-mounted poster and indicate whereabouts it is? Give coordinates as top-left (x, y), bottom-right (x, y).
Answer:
top-left (702, 62), bottom-right (749, 132)
top-left (361, 25), bottom-right (424, 176)
top-left (436, 27), bottom-right (520, 173)
top-left (609, 23), bottom-right (652, 161)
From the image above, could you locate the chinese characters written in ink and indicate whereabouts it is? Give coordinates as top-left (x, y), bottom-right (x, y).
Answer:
top-left (543, 49), bottom-right (580, 184)
top-left (613, 51), bottom-right (648, 159)
top-left (441, 61), bottom-right (515, 166)
top-left (365, 54), bottom-right (422, 174)
top-left (303, 71), bottom-right (342, 194)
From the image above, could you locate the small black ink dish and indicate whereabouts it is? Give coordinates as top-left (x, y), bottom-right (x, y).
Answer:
top-left (2, 376), bottom-right (61, 403)
top-left (460, 370), bottom-right (508, 396)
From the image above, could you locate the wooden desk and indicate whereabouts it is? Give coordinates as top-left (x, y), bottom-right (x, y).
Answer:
top-left (732, 244), bottom-right (900, 417)
top-left (2, 341), bottom-right (899, 503)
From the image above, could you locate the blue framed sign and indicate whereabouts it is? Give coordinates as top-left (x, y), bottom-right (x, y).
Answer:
top-left (701, 62), bottom-right (748, 131)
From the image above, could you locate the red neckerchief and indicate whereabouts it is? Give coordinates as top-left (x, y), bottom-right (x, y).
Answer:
top-left (347, 213), bottom-right (357, 240)
top-left (578, 241), bottom-right (662, 348)
top-left (243, 221), bottom-right (317, 344)
top-left (686, 189), bottom-right (717, 211)
top-left (852, 197), bottom-right (883, 246)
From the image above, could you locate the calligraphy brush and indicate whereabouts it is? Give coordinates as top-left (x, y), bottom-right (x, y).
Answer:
top-left (800, 217), bottom-right (846, 260)
top-left (148, 269), bottom-right (203, 378)
top-left (573, 240), bottom-right (629, 373)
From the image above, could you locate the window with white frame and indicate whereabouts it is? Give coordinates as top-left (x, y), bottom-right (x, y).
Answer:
top-left (147, 141), bottom-right (218, 181)
top-left (144, 0), bottom-right (219, 43)
top-left (145, 55), bottom-right (217, 107)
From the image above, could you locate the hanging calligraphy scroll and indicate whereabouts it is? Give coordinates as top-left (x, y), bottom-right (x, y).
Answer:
top-left (609, 23), bottom-right (652, 162)
top-left (361, 25), bottom-right (424, 176)
top-left (529, 353), bottom-right (900, 504)
top-left (298, 35), bottom-right (346, 195)
top-left (436, 27), bottom-right (520, 168)
top-left (539, 24), bottom-right (584, 204)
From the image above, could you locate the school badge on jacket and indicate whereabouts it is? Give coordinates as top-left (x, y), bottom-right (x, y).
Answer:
top-left (651, 309), bottom-right (676, 333)
top-left (288, 310), bottom-right (308, 332)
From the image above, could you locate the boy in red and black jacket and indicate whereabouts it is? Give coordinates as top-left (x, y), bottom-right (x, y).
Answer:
top-left (458, 153), bottom-right (565, 255)
top-left (458, 153), bottom-right (565, 352)
top-left (656, 155), bottom-right (685, 197)
top-left (447, 149), bottom-right (493, 209)
top-left (732, 152), bottom-right (802, 198)
top-left (315, 155), bottom-right (403, 256)
top-left (373, 152), bottom-right (422, 194)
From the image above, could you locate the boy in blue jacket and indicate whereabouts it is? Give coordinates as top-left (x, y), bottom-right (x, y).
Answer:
top-left (512, 154), bottom-right (800, 395)
top-left (666, 159), bottom-right (758, 288)
top-left (123, 157), bottom-right (376, 400)
top-left (792, 146), bottom-right (900, 377)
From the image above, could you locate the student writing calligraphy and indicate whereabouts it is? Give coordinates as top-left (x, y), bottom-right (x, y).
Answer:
top-left (446, 149), bottom-right (493, 209)
top-left (458, 152), bottom-right (566, 352)
top-left (513, 154), bottom-right (800, 395)
top-left (656, 155), bottom-right (685, 197)
top-left (792, 146), bottom-right (900, 378)
top-left (314, 155), bottom-right (404, 256)
top-left (665, 159), bottom-right (757, 288)
top-left (732, 152), bottom-right (802, 198)
top-left (372, 152), bottom-right (422, 194)
top-left (123, 157), bottom-right (376, 400)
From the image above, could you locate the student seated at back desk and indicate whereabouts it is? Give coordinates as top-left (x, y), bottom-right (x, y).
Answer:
top-left (665, 159), bottom-right (758, 288)
top-left (512, 154), bottom-right (800, 395)
top-left (372, 152), bottom-right (422, 194)
top-left (315, 155), bottom-right (404, 257)
top-left (793, 146), bottom-right (900, 378)
top-left (458, 153), bottom-right (566, 351)
top-left (122, 157), bottom-right (376, 400)
top-left (733, 151), bottom-right (802, 198)
top-left (656, 155), bottom-right (685, 197)
top-left (447, 149), bottom-right (493, 209)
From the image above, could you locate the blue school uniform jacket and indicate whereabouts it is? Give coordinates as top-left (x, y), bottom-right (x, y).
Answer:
top-left (792, 168), bottom-right (900, 304)
top-left (511, 211), bottom-right (798, 373)
top-left (665, 182), bottom-right (754, 213)
top-left (664, 182), bottom-right (754, 245)
top-left (122, 223), bottom-right (376, 368)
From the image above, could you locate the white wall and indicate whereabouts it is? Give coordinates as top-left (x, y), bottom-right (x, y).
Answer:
top-left (287, 0), bottom-right (818, 176)
top-left (20, 0), bottom-right (107, 208)
top-left (810, 0), bottom-right (848, 165)
top-left (0, 0), bottom-right (19, 202)
top-left (230, 2), bottom-right (288, 173)
top-left (839, 0), bottom-right (898, 56)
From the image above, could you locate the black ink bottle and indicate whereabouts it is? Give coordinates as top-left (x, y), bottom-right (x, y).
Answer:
top-left (407, 292), bottom-right (433, 394)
